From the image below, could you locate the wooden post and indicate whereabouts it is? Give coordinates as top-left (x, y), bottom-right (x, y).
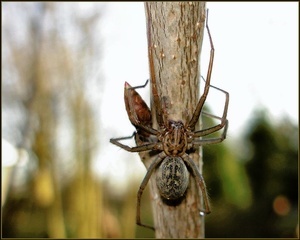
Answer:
top-left (141, 2), bottom-right (207, 238)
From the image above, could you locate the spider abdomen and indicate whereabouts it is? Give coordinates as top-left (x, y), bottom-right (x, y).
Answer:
top-left (156, 156), bottom-right (189, 200)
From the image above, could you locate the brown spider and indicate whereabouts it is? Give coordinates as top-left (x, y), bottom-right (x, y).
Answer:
top-left (110, 12), bottom-right (229, 231)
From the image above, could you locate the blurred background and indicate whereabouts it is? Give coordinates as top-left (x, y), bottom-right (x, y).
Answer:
top-left (2, 2), bottom-right (298, 238)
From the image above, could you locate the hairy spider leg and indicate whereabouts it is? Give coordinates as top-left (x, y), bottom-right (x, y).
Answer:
top-left (182, 153), bottom-right (211, 214)
top-left (127, 79), bottom-right (149, 90)
top-left (136, 151), bottom-right (167, 230)
top-left (193, 76), bottom-right (229, 138)
top-left (191, 119), bottom-right (228, 147)
top-left (110, 133), bottom-right (160, 153)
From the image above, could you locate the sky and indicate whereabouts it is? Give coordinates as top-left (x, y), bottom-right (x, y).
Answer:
top-left (95, 2), bottom-right (298, 189)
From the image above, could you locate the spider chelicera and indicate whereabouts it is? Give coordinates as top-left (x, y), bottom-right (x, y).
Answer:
top-left (110, 11), bottom-right (229, 231)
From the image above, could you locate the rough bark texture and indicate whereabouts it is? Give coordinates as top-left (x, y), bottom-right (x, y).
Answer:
top-left (141, 2), bottom-right (206, 238)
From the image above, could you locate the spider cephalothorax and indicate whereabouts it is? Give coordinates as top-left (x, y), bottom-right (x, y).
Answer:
top-left (161, 120), bottom-right (187, 156)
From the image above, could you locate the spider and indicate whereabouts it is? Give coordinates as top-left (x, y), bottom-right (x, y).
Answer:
top-left (110, 11), bottom-right (229, 231)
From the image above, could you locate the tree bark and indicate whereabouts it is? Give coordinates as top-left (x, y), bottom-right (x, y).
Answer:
top-left (141, 2), bottom-right (206, 238)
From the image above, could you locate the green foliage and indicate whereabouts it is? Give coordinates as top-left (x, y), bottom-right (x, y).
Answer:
top-left (205, 108), bottom-right (298, 238)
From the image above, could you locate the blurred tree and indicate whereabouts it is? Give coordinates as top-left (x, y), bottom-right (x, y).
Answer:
top-left (242, 109), bottom-right (298, 237)
top-left (205, 108), bottom-right (298, 238)
top-left (2, 2), bottom-right (108, 238)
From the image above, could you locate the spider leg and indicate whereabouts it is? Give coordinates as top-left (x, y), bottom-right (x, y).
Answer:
top-left (136, 151), bottom-right (167, 231)
top-left (128, 79), bottom-right (149, 90)
top-left (182, 153), bottom-right (211, 214)
top-left (202, 110), bottom-right (222, 121)
top-left (192, 119), bottom-right (228, 146)
top-left (111, 131), bottom-right (136, 141)
top-left (110, 132), bottom-right (159, 152)
top-left (188, 10), bottom-right (214, 129)
top-left (193, 78), bottom-right (229, 138)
